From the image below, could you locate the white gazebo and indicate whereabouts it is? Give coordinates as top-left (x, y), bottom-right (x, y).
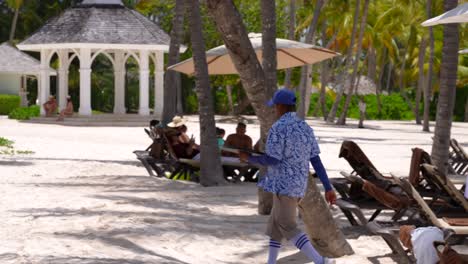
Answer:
top-left (17, 0), bottom-right (176, 116)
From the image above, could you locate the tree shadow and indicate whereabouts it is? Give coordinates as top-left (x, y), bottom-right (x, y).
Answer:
top-left (367, 252), bottom-right (404, 264)
top-left (51, 231), bottom-right (190, 264)
top-left (37, 256), bottom-right (151, 264)
top-left (0, 160), bottom-right (35, 166)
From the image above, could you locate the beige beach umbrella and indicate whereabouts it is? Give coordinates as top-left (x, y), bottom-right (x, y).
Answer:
top-left (460, 49), bottom-right (468, 54)
top-left (422, 3), bottom-right (468, 26)
top-left (167, 33), bottom-right (339, 75)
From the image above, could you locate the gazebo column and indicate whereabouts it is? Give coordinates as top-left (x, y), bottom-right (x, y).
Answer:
top-left (58, 49), bottom-right (69, 110)
top-left (79, 48), bottom-right (92, 115)
top-left (113, 50), bottom-right (126, 114)
top-left (39, 49), bottom-right (51, 116)
top-left (139, 50), bottom-right (150, 116)
top-left (154, 51), bottom-right (164, 118)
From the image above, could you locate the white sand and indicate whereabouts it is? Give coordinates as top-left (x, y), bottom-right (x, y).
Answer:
top-left (0, 116), bottom-right (467, 264)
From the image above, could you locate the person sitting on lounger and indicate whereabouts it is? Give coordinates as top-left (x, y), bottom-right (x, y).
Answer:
top-left (168, 116), bottom-right (192, 144)
top-left (216, 127), bottom-right (226, 149)
top-left (167, 130), bottom-right (199, 159)
top-left (224, 122), bottom-right (253, 156)
top-left (43, 95), bottom-right (57, 117)
top-left (57, 96), bottom-right (74, 121)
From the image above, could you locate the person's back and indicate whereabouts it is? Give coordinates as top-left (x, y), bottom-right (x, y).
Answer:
top-left (262, 112), bottom-right (318, 197)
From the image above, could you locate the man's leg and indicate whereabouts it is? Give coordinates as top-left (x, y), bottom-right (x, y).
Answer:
top-left (265, 195), bottom-right (283, 264)
top-left (274, 195), bottom-right (329, 264)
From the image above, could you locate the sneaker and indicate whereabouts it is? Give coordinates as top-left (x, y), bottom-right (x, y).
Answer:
top-left (323, 257), bottom-right (336, 264)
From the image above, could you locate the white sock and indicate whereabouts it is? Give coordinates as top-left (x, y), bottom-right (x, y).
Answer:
top-left (267, 239), bottom-right (281, 264)
top-left (291, 232), bottom-right (324, 264)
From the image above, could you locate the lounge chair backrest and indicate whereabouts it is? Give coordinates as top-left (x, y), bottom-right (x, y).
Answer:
top-left (408, 148), bottom-right (432, 186)
top-left (421, 164), bottom-right (468, 212)
top-left (339, 141), bottom-right (388, 187)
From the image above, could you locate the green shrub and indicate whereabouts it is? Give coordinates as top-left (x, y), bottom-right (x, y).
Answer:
top-left (308, 93), bottom-right (415, 120)
top-left (0, 94), bottom-right (21, 115)
top-left (8, 105), bottom-right (40, 120)
top-left (0, 137), bottom-right (14, 148)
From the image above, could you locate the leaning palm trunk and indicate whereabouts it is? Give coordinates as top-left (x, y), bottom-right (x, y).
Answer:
top-left (187, 0), bottom-right (225, 186)
top-left (162, 0), bottom-right (185, 123)
top-left (337, 0), bottom-right (370, 125)
top-left (205, 0), bottom-right (276, 214)
top-left (9, 7), bottom-right (19, 43)
top-left (297, 0), bottom-right (326, 119)
top-left (423, 0), bottom-right (435, 132)
top-left (415, 38), bottom-right (427, 125)
top-left (299, 175), bottom-right (354, 257)
top-left (327, 0), bottom-right (361, 123)
top-left (431, 0), bottom-right (459, 175)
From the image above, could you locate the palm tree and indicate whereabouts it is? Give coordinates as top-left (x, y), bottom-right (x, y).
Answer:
top-left (431, 0), bottom-right (459, 174)
top-left (261, 0), bottom-right (277, 96)
top-left (186, 0), bottom-right (225, 186)
top-left (7, 0), bottom-right (23, 43)
top-left (423, 0), bottom-right (434, 132)
top-left (337, 0), bottom-right (370, 125)
top-left (284, 0), bottom-right (296, 89)
top-left (415, 37), bottom-right (427, 125)
top-left (162, 0), bottom-right (185, 124)
top-left (297, 0), bottom-right (326, 120)
top-left (327, 0), bottom-right (361, 123)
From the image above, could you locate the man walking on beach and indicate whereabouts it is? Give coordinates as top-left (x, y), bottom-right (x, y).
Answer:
top-left (240, 88), bottom-right (337, 264)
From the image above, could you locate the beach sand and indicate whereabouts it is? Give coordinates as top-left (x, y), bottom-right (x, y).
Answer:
top-left (1, 116), bottom-right (467, 263)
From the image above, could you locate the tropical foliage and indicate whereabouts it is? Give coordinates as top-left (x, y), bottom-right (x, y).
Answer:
top-left (0, 0), bottom-right (467, 121)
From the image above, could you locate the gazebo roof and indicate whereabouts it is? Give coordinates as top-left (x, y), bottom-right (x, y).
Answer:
top-left (18, 0), bottom-right (172, 52)
top-left (0, 43), bottom-right (56, 75)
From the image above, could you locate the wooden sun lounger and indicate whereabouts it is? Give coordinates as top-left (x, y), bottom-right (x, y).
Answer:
top-left (449, 139), bottom-right (468, 175)
top-left (393, 176), bottom-right (468, 236)
top-left (420, 164), bottom-right (468, 212)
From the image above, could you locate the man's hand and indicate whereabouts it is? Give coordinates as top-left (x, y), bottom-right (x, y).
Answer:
top-left (239, 152), bottom-right (249, 163)
top-left (325, 190), bottom-right (337, 205)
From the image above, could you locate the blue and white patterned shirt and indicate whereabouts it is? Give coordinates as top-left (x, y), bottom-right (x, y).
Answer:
top-left (258, 112), bottom-right (320, 198)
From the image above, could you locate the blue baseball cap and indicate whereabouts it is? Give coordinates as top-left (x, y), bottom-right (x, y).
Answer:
top-left (267, 88), bottom-right (296, 107)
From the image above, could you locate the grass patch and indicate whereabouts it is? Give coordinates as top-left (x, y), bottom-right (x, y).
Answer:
top-left (0, 137), bottom-right (14, 148)
top-left (0, 137), bottom-right (34, 155)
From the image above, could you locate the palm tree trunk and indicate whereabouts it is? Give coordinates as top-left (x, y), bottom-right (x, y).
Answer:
top-left (431, 0), bottom-right (459, 175)
top-left (9, 7), bottom-right (19, 43)
top-left (337, 0), bottom-right (370, 125)
top-left (327, 0), bottom-right (361, 123)
top-left (423, 0), bottom-right (435, 132)
top-left (367, 48), bottom-right (377, 82)
top-left (297, 0), bottom-right (326, 119)
top-left (415, 38), bottom-right (427, 125)
top-left (284, 0), bottom-right (296, 90)
top-left (375, 48), bottom-right (387, 116)
top-left (226, 85), bottom-right (234, 115)
top-left (319, 61), bottom-right (330, 120)
top-left (261, 0), bottom-right (277, 96)
top-left (464, 97), bottom-right (468, 122)
top-left (385, 63), bottom-right (392, 94)
top-left (299, 175), bottom-right (354, 257)
top-left (162, 0), bottom-right (185, 124)
top-left (205, 0), bottom-right (276, 214)
top-left (186, 0), bottom-right (225, 186)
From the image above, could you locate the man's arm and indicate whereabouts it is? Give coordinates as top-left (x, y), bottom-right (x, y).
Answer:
top-left (247, 154), bottom-right (280, 166)
top-left (310, 155), bottom-right (332, 192)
